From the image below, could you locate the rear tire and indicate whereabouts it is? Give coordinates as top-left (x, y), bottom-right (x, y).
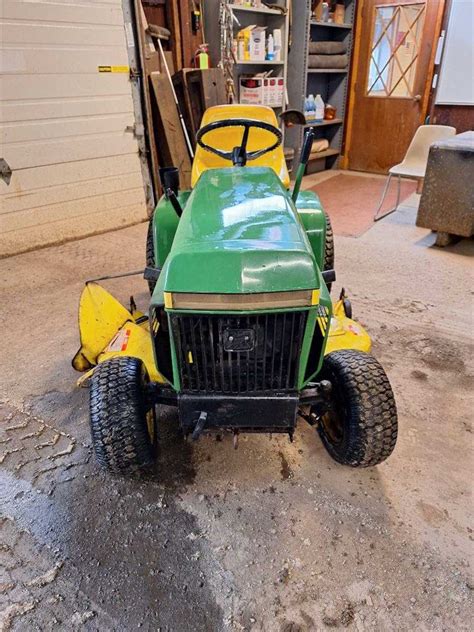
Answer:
top-left (90, 357), bottom-right (155, 474)
top-left (315, 350), bottom-right (397, 467)
top-left (323, 211), bottom-right (334, 293)
top-left (146, 219), bottom-right (156, 295)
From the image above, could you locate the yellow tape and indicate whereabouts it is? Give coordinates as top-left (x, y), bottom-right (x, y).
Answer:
top-left (311, 289), bottom-right (320, 305)
top-left (164, 292), bottom-right (173, 309)
top-left (98, 65), bottom-right (129, 73)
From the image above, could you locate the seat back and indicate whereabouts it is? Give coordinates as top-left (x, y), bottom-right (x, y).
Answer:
top-left (191, 104), bottom-right (290, 188)
top-left (399, 125), bottom-right (457, 173)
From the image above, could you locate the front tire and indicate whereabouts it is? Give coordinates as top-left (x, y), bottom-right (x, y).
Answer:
top-left (90, 357), bottom-right (155, 474)
top-left (315, 350), bottom-right (397, 467)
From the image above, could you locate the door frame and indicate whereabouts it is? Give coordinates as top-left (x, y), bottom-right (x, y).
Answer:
top-left (341, 0), bottom-right (446, 170)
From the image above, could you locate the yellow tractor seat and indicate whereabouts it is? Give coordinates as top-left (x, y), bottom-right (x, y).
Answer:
top-left (191, 104), bottom-right (290, 189)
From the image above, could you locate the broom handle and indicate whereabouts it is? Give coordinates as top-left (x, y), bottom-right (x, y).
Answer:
top-left (156, 38), bottom-right (195, 159)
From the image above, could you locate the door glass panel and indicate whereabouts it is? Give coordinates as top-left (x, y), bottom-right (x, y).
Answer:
top-left (367, 3), bottom-right (426, 97)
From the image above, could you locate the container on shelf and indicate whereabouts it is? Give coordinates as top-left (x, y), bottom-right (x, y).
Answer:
top-left (314, 94), bottom-right (324, 122)
top-left (324, 103), bottom-right (337, 120)
top-left (273, 29), bottom-right (282, 61)
top-left (266, 33), bottom-right (274, 60)
top-left (334, 3), bottom-right (345, 24)
top-left (236, 25), bottom-right (269, 61)
top-left (250, 26), bottom-right (267, 60)
top-left (239, 75), bottom-right (284, 107)
top-left (304, 94), bottom-right (316, 122)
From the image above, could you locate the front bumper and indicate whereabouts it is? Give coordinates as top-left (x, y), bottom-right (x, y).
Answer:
top-left (178, 392), bottom-right (299, 435)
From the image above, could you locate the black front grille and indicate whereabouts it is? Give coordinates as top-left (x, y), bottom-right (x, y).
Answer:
top-left (170, 312), bottom-right (307, 393)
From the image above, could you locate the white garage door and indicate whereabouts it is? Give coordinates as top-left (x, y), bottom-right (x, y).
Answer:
top-left (0, 0), bottom-right (148, 257)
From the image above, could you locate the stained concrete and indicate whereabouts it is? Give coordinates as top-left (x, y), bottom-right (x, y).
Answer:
top-left (0, 190), bottom-right (473, 631)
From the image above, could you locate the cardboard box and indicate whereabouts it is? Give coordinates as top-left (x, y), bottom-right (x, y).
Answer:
top-left (264, 78), bottom-right (284, 107)
top-left (239, 75), bottom-right (285, 107)
top-left (249, 26), bottom-right (266, 61)
top-left (239, 76), bottom-right (264, 104)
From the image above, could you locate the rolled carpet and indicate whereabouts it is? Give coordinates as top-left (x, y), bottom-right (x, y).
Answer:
top-left (308, 54), bottom-right (348, 69)
top-left (309, 41), bottom-right (347, 55)
top-left (310, 139), bottom-right (329, 154)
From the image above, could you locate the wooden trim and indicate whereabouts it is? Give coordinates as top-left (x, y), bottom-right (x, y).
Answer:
top-left (341, 0), bottom-right (365, 169)
top-left (422, 0), bottom-right (445, 122)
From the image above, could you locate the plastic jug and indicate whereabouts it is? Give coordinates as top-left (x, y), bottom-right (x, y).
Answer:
top-left (315, 94), bottom-right (325, 122)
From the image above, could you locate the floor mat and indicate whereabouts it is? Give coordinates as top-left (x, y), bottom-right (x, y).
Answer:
top-left (309, 174), bottom-right (417, 237)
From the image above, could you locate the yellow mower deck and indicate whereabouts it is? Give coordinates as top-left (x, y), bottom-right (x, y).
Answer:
top-left (72, 283), bottom-right (370, 386)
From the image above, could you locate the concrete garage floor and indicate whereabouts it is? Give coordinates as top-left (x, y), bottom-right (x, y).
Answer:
top-left (1, 184), bottom-right (473, 631)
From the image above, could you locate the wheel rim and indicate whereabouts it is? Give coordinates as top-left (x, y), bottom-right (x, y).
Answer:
top-left (141, 367), bottom-right (156, 445)
top-left (321, 408), bottom-right (344, 445)
top-left (320, 374), bottom-right (345, 445)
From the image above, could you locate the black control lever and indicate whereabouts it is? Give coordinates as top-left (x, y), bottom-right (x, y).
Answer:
top-left (166, 188), bottom-right (183, 217)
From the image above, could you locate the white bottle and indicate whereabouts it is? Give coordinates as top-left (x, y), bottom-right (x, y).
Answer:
top-left (308, 94), bottom-right (316, 121)
top-left (315, 94), bottom-right (324, 122)
top-left (267, 33), bottom-right (274, 60)
top-left (273, 29), bottom-right (282, 61)
top-left (322, 2), bottom-right (330, 22)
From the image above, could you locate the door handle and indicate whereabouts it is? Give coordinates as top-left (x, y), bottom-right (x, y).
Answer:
top-left (413, 94), bottom-right (422, 102)
top-left (0, 158), bottom-right (12, 185)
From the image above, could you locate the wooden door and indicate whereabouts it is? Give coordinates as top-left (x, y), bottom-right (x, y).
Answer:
top-left (346, 0), bottom-right (444, 173)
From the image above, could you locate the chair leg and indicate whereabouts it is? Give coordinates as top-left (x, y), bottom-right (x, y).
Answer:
top-left (374, 174), bottom-right (403, 222)
top-left (374, 173), bottom-right (392, 221)
top-left (395, 175), bottom-right (401, 210)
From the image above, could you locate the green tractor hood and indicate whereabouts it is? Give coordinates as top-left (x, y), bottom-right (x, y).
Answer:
top-left (158, 167), bottom-right (318, 295)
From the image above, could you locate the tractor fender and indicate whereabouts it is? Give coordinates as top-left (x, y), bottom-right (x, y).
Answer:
top-left (152, 190), bottom-right (191, 268)
top-left (294, 190), bottom-right (326, 270)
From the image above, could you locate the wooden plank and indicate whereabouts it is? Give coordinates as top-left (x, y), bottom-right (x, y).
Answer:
top-left (186, 68), bottom-right (227, 133)
top-left (166, 0), bottom-right (183, 72)
top-left (133, 0), bottom-right (162, 196)
top-left (197, 68), bottom-right (227, 110)
top-left (149, 72), bottom-right (192, 188)
top-left (172, 69), bottom-right (200, 142)
top-left (179, 0), bottom-right (204, 68)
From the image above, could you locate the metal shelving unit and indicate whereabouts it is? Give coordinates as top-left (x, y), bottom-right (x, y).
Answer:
top-left (311, 20), bottom-right (353, 30)
top-left (304, 118), bottom-right (343, 128)
top-left (203, 1), bottom-right (289, 115)
top-left (287, 0), bottom-right (356, 174)
top-left (230, 4), bottom-right (283, 15)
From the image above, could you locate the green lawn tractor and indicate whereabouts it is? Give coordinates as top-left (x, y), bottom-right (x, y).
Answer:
top-left (73, 105), bottom-right (397, 474)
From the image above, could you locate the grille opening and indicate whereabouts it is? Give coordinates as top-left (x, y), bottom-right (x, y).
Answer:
top-left (170, 312), bottom-right (307, 393)
top-left (304, 305), bottom-right (330, 381)
top-left (151, 308), bottom-right (174, 383)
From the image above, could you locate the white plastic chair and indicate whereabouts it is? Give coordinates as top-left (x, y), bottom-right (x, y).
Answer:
top-left (374, 125), bottom-right (456, 221)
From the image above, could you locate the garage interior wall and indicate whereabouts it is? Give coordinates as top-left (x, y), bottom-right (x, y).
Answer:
top-left (0, 0), bottom-right (148, 257)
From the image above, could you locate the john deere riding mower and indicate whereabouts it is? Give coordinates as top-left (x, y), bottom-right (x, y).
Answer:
top-left (73, 105), bottom-right (397, 474)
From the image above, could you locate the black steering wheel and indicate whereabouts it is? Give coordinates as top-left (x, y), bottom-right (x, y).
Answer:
top-left (196, 118), bottom-right (282, 164)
